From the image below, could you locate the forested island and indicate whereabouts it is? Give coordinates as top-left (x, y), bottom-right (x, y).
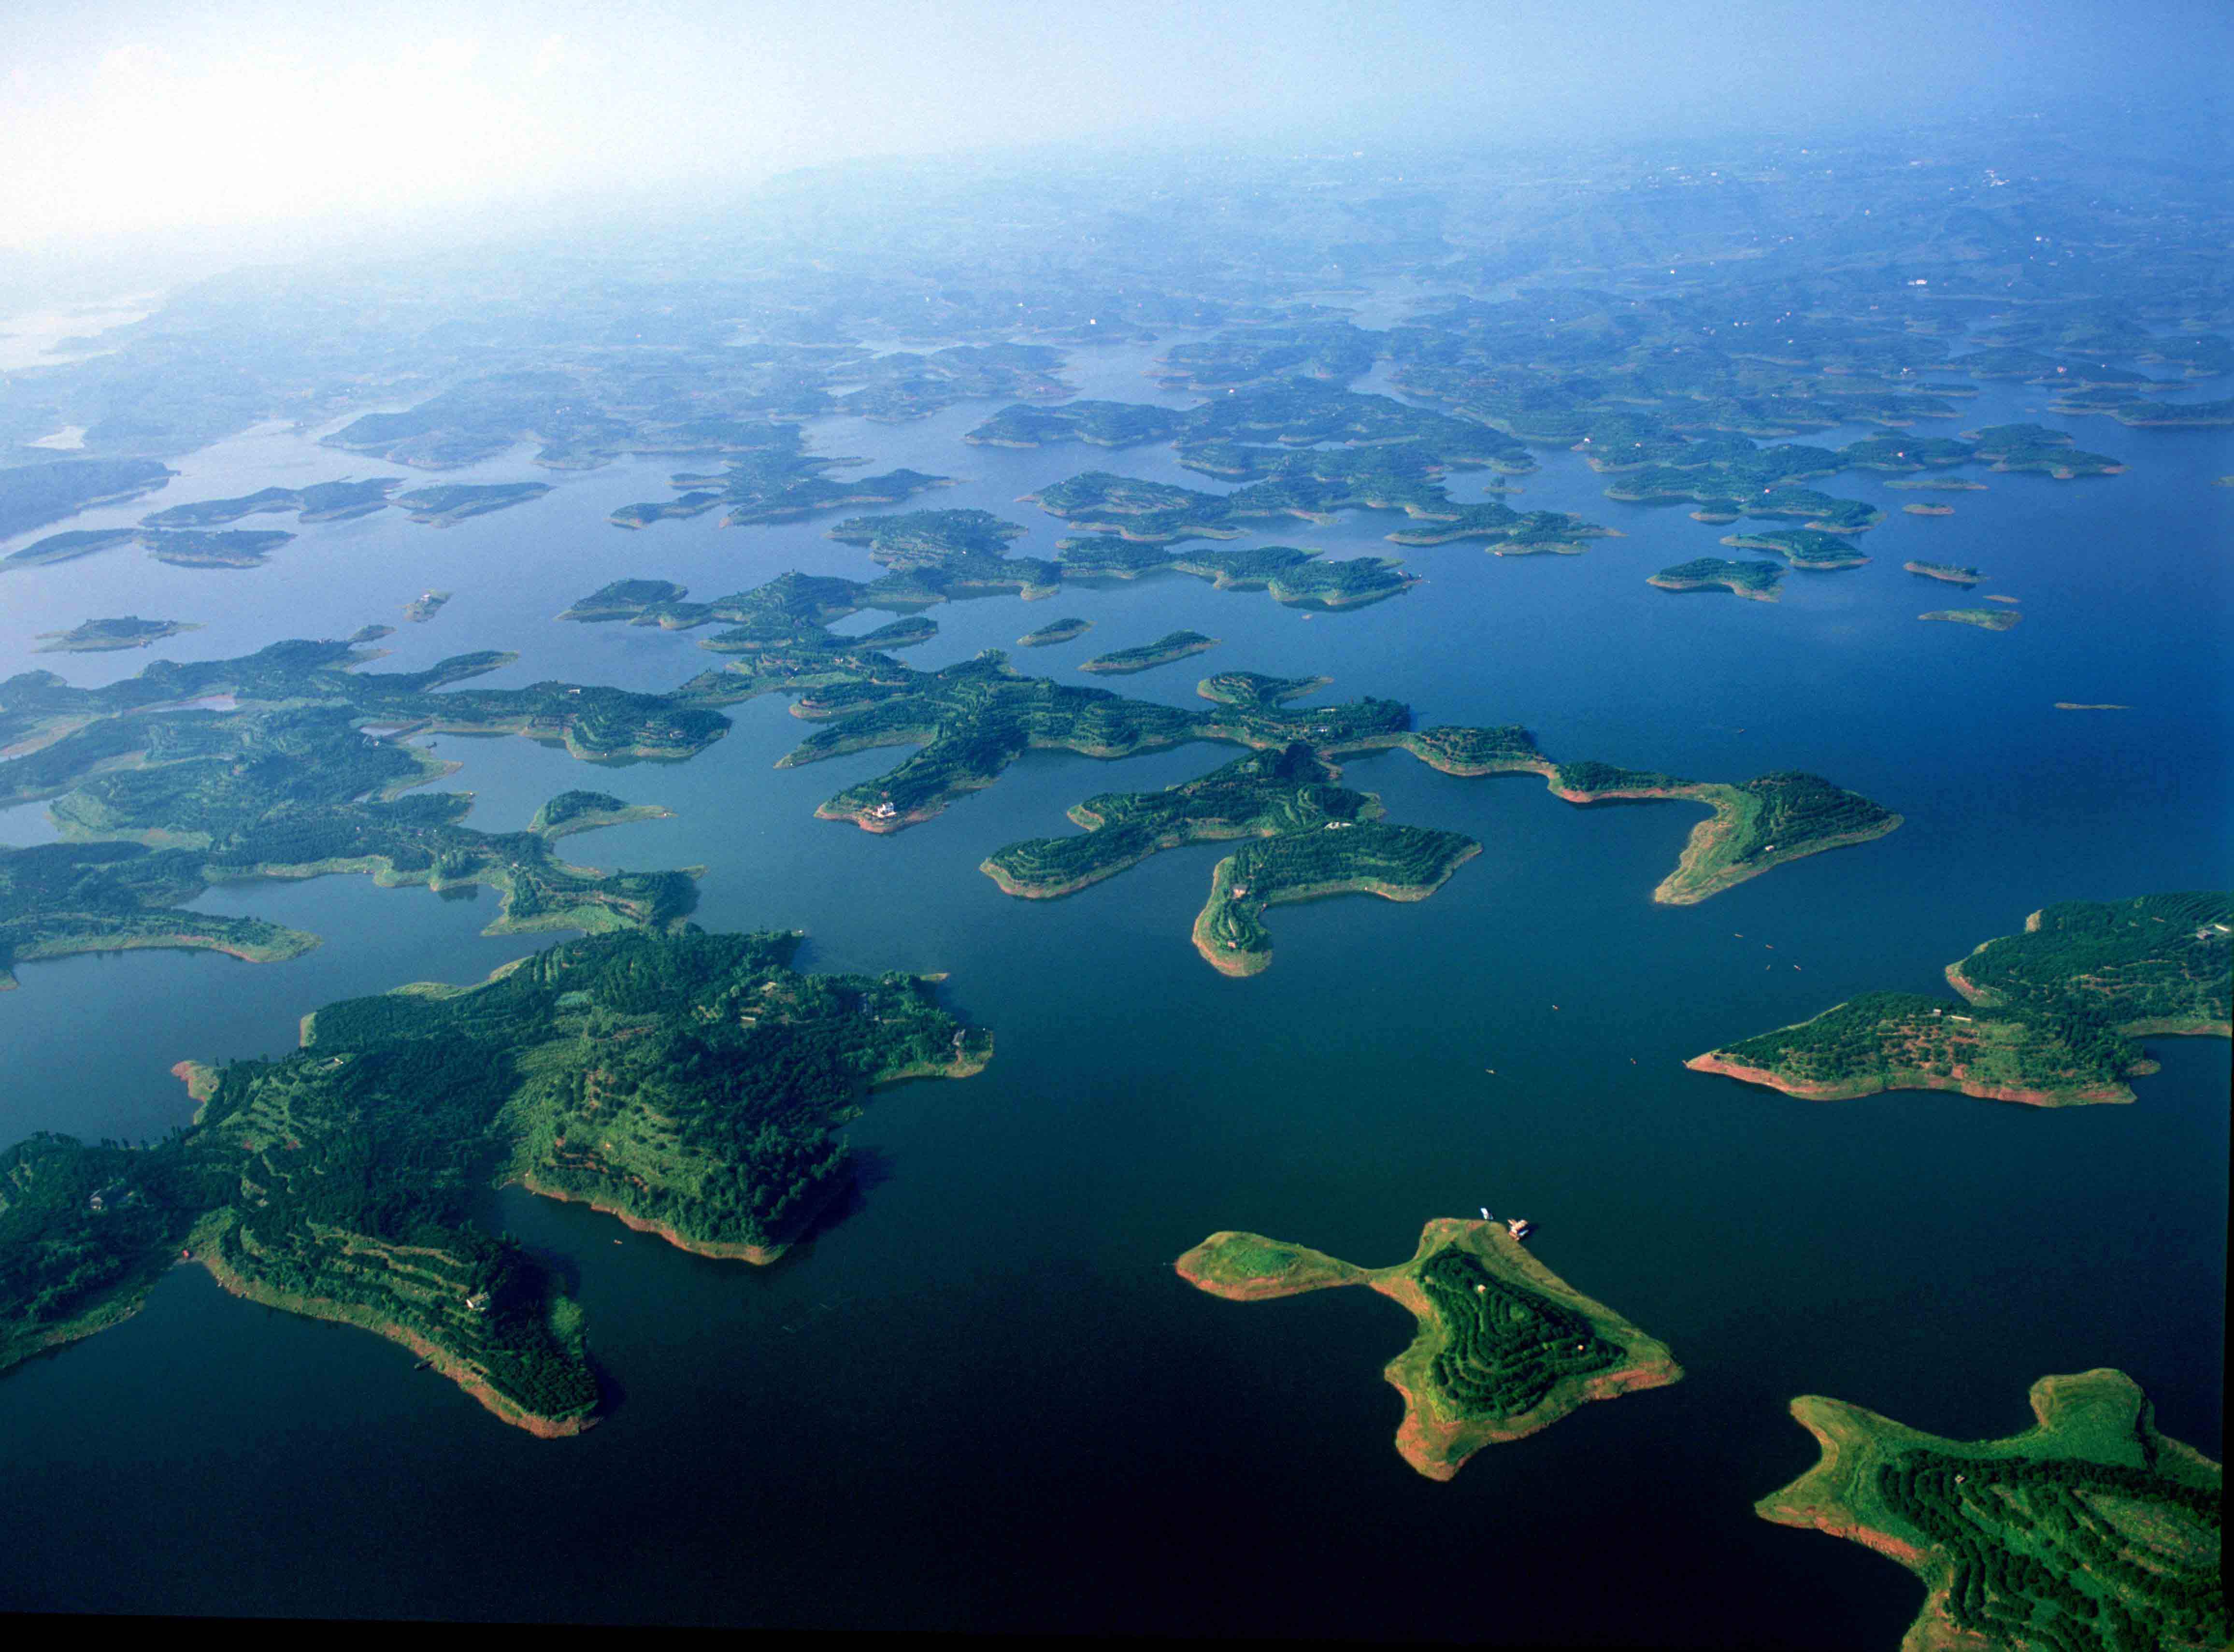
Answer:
top-left (1687, 893), bottom-right (2232, 1105)
top-left (1719, 529), bottom-right (1870, 570)
top-left (2, 528), bottom-right (141, 569)
top-left (34, 616), bottom-right (201, 653)
top-left (141, 478), bottom-right (399, 527)
top-left (403, 590), bottom-right (452, 622)
top-left (1905, 560), bottom-right (1981, 584)
top-left (0, 632), bottom-right (773, 986)
top-left (1175, 1218), bottom-right (1680, 1480)
top-left (0, 457), bottom-right (174, 538)
top-left (395, 483), bottom-right (552, 525)
top-left (1922, 608), bottom-right (2021, 631)
top-left (1078, 631), bottom-right (1218, 675)
top-left (1017, 617), bottom-right (1091, 647)
top-left (1647, 558), bottom-right (1784, 601)
top-left (140, 528), bottom-right (297, 568)
top-left (0, 928), bottom-right (990, 1433)
top-left (1192, 822), bottom-right (1478, 975)
top-left (1757, 1369), bottom-right (2222, 1651)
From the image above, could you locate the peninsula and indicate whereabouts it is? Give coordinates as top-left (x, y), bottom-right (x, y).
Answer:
top-left (1757, 1369), bottom-right (2222, 1652)
top-left (1687, 892), bottom-right (2231, 1105)
top-left (1175, 1218), bottom-right (1680, 1480)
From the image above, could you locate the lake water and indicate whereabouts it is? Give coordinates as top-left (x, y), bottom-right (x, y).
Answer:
top-left (0, 325), bottom-right (2226, 1640)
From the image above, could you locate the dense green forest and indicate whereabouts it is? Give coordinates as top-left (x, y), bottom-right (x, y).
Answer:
top-left (1759, 1371), bottom-right (2222, 1652)
top-left (1694, 895), bottom-right (2229, 1104)
top-left (1176, 1217), bottom-right (1679, 1479)
top-left (1418, 1246), bottom-right (1626, 1421)
top-left (1195, 820), bottom-right (1479, 974)
top-left (0, 927), bottom-right (991, 1430)
top-left (1648, 557), bottom-right (1785, 598)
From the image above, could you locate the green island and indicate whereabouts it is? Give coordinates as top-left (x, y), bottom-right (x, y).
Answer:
top-left (1023, 449), bottom-right (1608, 555)
top-left (1647, 558), bottom-right (1785, 601)
top-left (1174, 1219), bottom-right (1680, 1480)
top-left (1923, 609), bottom-right (2021, 631)
top-left (1963, 425), bottom-right (2125, 478)
top-left (141, 479), bottom-right (400, 528)
top-left (1017, 616), bottom-right (1091, 647)
top-left (1687, 893), bottom-right (2232, 1105)
top-left (964, 401), bottom-right (1183, 449)
top-left (1887, 478), bottom-right (1987, 492)
top-left (1756, 1369), bottom-right (2222, 1652)
top-left (1906, 561), bottom-right (1981, 585)
top-left (139, 528), bottom-right (297, 568)
top-left (0, 631), bottom-right (779, 985)
top-left (2, 528), bottom-right (142, 569)
top-left (1720, 529), bottom-right (1871, 570)
top-left (403, 590), bottom-right (452, 623)
top-left (1904, 502), bottom-right (1957, 516)
top-left (1078, 630), bottom-right (1219, 675)
top-left (558, 578), bottom-right (691, 622)
top-left (982, 743), bottom-right (1377, 899)
top-left (2105, 398), bottom-right (2234, 429)
top-left (1191, 821), bottom-right (1478, 975)
top-left (1546, 766), bottom-right (1903, 906)
top-left (394, 483), bottom-right (552, 525)
top-left (533, 567), bottom-right (1899, 915)
top-left (0, 457), bottom-right (175, 539)
top-left (826, 508), bottom-right (1060, 601)
top-left (34, 616), bottom-right (201, 654)
top-left (0, 927), bottom-right (990, 1434)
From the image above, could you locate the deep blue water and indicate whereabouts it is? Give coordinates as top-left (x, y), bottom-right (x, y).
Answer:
top-left (0, 328), bottom-right (2225, 1640)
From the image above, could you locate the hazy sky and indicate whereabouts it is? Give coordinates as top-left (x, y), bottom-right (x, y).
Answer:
top-left (3, 0), bottom-right (2228, 251)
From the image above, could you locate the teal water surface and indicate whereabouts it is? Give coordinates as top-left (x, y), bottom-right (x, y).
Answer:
top-left (0, 329), bottom-right (2225, 1640)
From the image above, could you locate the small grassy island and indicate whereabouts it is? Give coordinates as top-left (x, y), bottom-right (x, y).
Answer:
top-left (395, 483), bottom-right (552, 525)
top-left (1017, 617), bottom-right (1092, 647)
top-left (1175, 1219), bottom-right (1681, 1480)
top-left (1078, 630), bottom-right (1218, 675)
top-left (0, 928), bottom-right (991, 1434)
top-left (1922, 608), bottom-right (2021, 631)
top-left (34, 616), bottom-right (201, 654)
top-left (1757, 1368), bottom-right (2223, 1652)
top-left (1903, 502), bottom-right (1956, 516)
top-left (1648, 558), bottom-right (1785, 601)
top-left (1905, 561), bottom-right (1981, 584)
top-left (403, 590), bottom-right (452, 622)
top-left (1688, 893), bottom-right (2232, 1106)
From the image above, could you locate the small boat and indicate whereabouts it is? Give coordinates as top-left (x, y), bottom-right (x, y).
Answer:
top-left (412, 1358), bottom-right (432, 1371)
